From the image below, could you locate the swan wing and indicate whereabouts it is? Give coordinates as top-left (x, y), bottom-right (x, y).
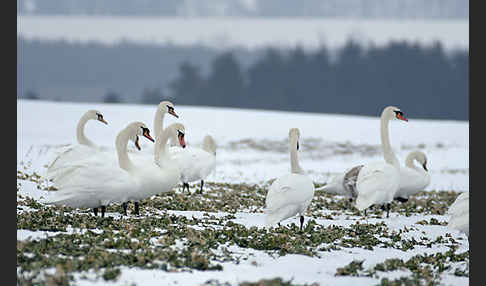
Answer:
top-left (396, 167), bottom-right (430, 198)
top-left (44, 164), bottom-right (137, 208)
top-left (264, 174), bottom-right (315, 226)
top-left (355, 162), bottom-right (399, 210)
top-left (168, 146), bottom-right (216, 183)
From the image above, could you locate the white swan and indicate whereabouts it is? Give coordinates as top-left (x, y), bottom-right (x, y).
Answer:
top-left (447, 192), bottom-right (469, 237)
top-left (46, 109), bottom-right (108, 181)
top-left (167, 134), bottom-right (217, 194)
top-left (47, 101), bottom-right (178, 187)
top-left (44, 121), bottom-right (155, 217)
top-left (264, 128), bottom-right (315, 230)
top-left (323, 150), bottom-right (429, 203)
top-left (353, 106), bottom-right (408, 217)
top-left (395, 150), bottom-right (430, 202)
top-left (123, 122), bottom-right (186, 215)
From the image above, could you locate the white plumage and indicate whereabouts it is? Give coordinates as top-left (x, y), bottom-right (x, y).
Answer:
top-left (44, 121), bottom-right (156, 215)
top-left (354, 161), bottom-right (400, 210)
top-left (264, 128), bottom-right (315, 230)
top-left (46, 109), bottom-right (108, 182)
top-left (395, 151), bottom-right (430, 200)
top-left (447, 192), bottom-right (469, 236)
top-left (168, 134), bottom-right (217, 193)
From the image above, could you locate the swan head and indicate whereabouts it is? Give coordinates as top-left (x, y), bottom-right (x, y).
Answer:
top-left (408, 150), bottom-right (428, 171)
top-left (202, 135), bottom-right (217, 155)
top-left (383, 106), bottom-right (408, 122)
top-left (159, 101), bottom-right (178, 118)
top-left (128, 122), bottom-right (155, 151)
top-left (87, 109), bottom-right (108, 125)
top-left (167, 123), bottom-right (186, 148)
top-left (289, 128), bottom-right (300, 150)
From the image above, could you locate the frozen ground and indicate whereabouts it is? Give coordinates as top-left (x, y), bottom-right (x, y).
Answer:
top-left (17, 99), bottom-right (469, 285)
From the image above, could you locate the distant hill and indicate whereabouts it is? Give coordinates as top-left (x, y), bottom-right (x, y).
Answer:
top-left (18, 0), bottom-right (468, 19)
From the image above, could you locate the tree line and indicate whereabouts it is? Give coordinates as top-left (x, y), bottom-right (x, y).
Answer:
top-left (18, 38), bottom-right (468, 120)
top-left (168, 41), bottom-right (468, 120)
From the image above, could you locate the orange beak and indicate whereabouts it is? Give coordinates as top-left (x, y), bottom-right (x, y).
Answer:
top-left (178, 133), bottom-right (186, 148)
top-left (397, 114), bottom-right (408, 122)
top-left (98, 118), bottom-right (108, 125)
top-left (169, 109), bottom-right (179, 118)
top-left (143, 131), bottom-right (155, 143)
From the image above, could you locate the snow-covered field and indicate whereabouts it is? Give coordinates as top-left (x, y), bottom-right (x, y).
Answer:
top-left (17, 99), bottom-right (469, 285)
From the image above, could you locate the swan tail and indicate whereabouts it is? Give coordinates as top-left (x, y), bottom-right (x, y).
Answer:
top-left (264, 204), bottom-right (299, 228)
top-left (264, 211), bottom-right (283, 228)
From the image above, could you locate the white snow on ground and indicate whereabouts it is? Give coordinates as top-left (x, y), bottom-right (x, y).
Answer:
top-left (17, 99), bottom-right (469, 285)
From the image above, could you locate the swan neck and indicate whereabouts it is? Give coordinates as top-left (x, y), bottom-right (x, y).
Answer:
top-left (76, 113), bottom-right (96, 147)
top-left (115, 129), bottom-right (135, 172)
top-left (154, 127), bottom-right (172, 163)
top-left (154, 108), bottom-right (167, 161)
top-left (290, 138), bottom-right (303, 174)
top-left (380, 114), bottom-right (399, 167)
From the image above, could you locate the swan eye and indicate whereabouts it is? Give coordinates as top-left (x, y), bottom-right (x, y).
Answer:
top-left (177, 130), bottom-right (185, 136)
top-left (141, 127), bottom-right (150, 134)
top-left (394, 110), bottom-right (403, 116)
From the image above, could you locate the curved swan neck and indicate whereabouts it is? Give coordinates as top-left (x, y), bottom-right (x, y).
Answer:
top-left (153, 107), bottom-right (166, 141)
top-left (405, 155), bottom-right (425, 173)
top-left (380, 112), bottom-right (399, 168)
top-left (76, 112), bottom-right (96, 148)
top-left (290, 137), bottom-right (304, 174)
top-left (115, 128), bottom-right (135, 172)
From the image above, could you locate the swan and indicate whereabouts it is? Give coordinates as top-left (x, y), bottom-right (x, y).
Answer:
top-left (167, 134), bottom-right (217, 194)
top-left (264, 128), bottom-right (315, 231)
top-left (47, 101), bottom-right (178, 187)
top-left (354, 106), bottom-right (408, 217)
top-left (394, 150), bottom-right (430, 202)
top-left (323, 150), bottom-right (429, 203)
top-left (46, 109), bottom-right (108, 181)
top-left (44, 121), bottom-right (155, 217)
top-left (447, 192), bottom-right (469, 237)
top-left (122, 122), bottom-right (186, 215)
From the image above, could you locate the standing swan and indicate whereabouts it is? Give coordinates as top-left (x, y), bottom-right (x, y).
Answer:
top-left (323, 150), bottom-right (429, 203)
top-left (46, 109), bottom-right (108, 181)
top-left (124, 123), bottom-right (186, 215)
top-left (264, 128), bottom-right (315, 231)
top-left (44, 122), bottom-right (155, 218)
top-left (395, 150), bottom-right (430, 202)
top-left (354, 106), bottom-right (408, 217)
top-left (168, 134), bottom-right (217, 194)
top-left (447, 192), bottom-right (469, 237)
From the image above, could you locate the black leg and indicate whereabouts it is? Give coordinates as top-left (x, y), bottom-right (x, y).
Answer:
top-left (199, 180), bottom-right (204, 194)
top-left (134, 202), bottom-right (139, 215)
top-left (93, 208), bottom-right (98, 216)
top-left (101, 205), bottom-right (106, 218)
top-left (386, 203), bottom-right (391, 218)
top-left (300, 215), bottom-right (304, 231)
top-left (183, 182), bottom-right (190, 193)
top-left (122, 202), bottom-right (127, 216)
